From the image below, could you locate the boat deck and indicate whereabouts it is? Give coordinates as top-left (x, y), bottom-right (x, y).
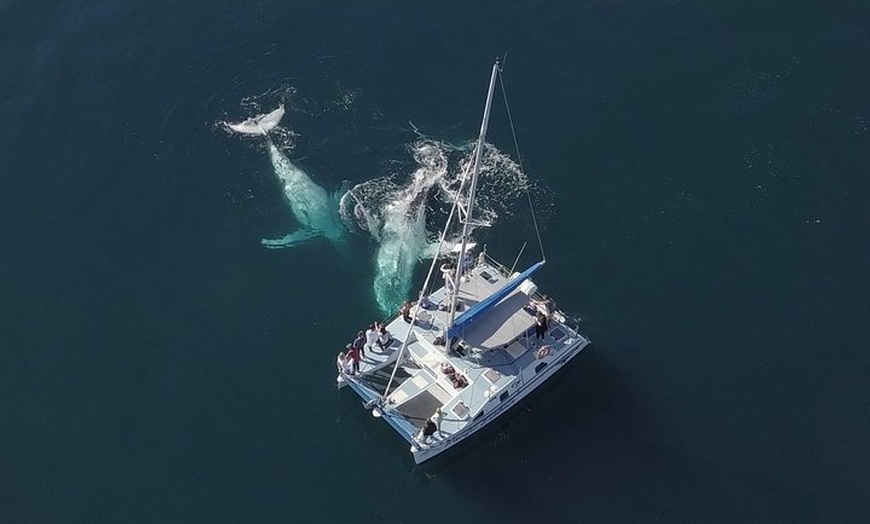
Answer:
top-left (337, 62), bottom-right (596, 463)
top-left (412, 262), bottom-right (538, 350)
top-left (341, 257), bottom-right (590, 456)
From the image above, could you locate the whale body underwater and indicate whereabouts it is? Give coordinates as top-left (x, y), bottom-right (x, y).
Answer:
top-left (228, 107), bottom-right (445, 317)
top-left (226, 106), bottom-right (348, 256)
top-left (341, 140), bottom-right (448, 317)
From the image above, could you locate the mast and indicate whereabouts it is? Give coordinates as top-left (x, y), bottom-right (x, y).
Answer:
top-left (446, 60), bottom-right (501, 344)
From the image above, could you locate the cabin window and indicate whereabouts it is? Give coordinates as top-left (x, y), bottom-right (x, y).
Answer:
top-left (534, 362), bottom-right (548, 374)
top-left (473, 410), bottom-right (485, 421)
top-left (499, 391), bottom-right (509, 402)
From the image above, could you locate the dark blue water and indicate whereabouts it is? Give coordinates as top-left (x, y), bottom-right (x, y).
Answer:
top-left (2, 1), bottom-right (869, 522)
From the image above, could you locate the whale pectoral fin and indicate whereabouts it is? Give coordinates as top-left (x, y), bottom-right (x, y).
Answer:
top-left (333, 181), bottom-right (351, 205)
top-left (261, 229), bottom-right (321, 249)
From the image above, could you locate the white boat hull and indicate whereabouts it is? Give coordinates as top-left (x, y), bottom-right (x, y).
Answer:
top-left (410, 336), bottom-right (589, 464)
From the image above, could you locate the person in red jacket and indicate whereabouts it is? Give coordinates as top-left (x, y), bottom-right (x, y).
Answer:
top-left (346, 344), bottom-right (361, 374)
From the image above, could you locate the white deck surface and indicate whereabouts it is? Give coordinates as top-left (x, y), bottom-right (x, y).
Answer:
top-left (343, 256), bottom-right (591, 461)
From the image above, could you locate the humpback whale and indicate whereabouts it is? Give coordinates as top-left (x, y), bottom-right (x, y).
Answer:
top-left (226, 107), bottom-right (348, 256)
top-left (341, 140), bottom-right (447, 316)
top-left (372, 184), bottom-right (432, 316)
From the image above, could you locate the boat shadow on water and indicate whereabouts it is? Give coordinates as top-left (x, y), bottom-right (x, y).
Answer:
top-left (407, 344), bottom-right (825, 522)
top-left (407, 346), bottom-right (653, 486)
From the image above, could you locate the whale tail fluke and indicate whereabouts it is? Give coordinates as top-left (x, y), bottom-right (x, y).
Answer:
top-left (225, 105), bottom-right (285, 136)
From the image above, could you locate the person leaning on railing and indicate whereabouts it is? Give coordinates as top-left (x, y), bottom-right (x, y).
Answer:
top-left (530, 294), bottom-right (555, 318)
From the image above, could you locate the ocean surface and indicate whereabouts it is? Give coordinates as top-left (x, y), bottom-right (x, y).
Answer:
top-left (2, 1), bottom-right (869, 522)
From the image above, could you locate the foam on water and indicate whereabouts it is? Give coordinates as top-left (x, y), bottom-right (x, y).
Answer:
top-left (342, 139), bottom-right (447, 316)
top-left (436, 141), bottom-right (531, 224)
top-left (342, 138), bottom-right (532, 317)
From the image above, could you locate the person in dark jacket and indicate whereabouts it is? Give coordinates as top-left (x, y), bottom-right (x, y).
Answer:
top-left (534, 312), bottom-right (548, 340)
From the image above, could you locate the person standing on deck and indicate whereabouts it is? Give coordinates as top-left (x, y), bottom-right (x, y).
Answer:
top-left (440, 262), bottom-right (457, 294)
top-left (534, 312), bottom-right (549, 340)
top-left (460, 250), bottom-right (474, 277)
top-left (353, 330), bottom-right (366, 357)
top-left (336, 351), bottom-right (347, 374)
top-left (346, 345), bottom-right (361, 374)
top-left (431, 407), bottom-right (444, 436)
top-left (365, 324), bottom-right (379, 353)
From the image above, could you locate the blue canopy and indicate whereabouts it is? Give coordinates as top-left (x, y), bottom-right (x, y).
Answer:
top-left (447, 261), bottom-right (545, 341)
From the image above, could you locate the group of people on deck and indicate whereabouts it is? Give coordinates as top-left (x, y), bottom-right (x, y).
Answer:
top-left (336, 322), bottom-right (393, 376)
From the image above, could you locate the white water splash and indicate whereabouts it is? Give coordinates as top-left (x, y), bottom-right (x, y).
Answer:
top-left (342, 140), bottom-right (447, 315)
top-left (342, 139), bottom-right (531, 317)
top-left (436, 141), bottom-right (530, 223)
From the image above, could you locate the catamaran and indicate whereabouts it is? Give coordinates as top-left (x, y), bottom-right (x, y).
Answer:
top-left (336, 60), bottom-right (591, 464)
